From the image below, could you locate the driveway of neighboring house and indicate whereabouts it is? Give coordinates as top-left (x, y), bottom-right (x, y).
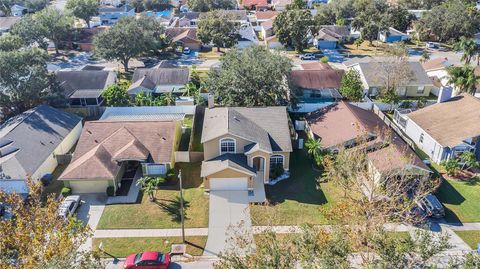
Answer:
top-left (76, 193), bottom-right (107, 251)
top-left (203, 191), bottom-right (253, 257)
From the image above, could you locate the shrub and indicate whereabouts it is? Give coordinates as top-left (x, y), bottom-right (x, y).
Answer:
top-left (441, 159), bottom-right (460, 177)
top-left (61, 187), bottom-right (72, 197)
top-left (320, 56), bottom-right (329, 63)
top-left (399, 101), bottom-right (412, 109)
top-left (270, 164), bottom-right (285, 179)
top-left (106, 186), bottom-right (115, 197)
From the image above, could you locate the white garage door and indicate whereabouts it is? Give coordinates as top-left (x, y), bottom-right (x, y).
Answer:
top-left (69, 180), bottom-right (110, 193)
top-left (210, 178), bottom-right (248, 191)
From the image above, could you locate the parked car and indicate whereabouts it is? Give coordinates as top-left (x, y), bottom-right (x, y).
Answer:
top-left (425, 42), bottom-right (439, 49)
top-left (58, 195), bottom-right (81, 218)
top-left (183, 47), bottom-right (191, 54)
top-left (300, 53), bottom-right (316, 60)
top-left (417, 194), bottom-right (445, 218)
top-left (124, 252), bottom-right (171, 269)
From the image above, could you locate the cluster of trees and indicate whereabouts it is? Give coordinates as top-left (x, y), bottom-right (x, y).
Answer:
top-left (197, 10), bottom-right (239, 52)
top-left (0, 0), bottom-right (49, 15)
top-left (130, 0), bottom-right (172, 12)
top-left (441, 151), bottom-right (480, 177)
top-left (187, 0), bottom-right (235, 12)
top-left (65, 0), bottom-right (99, 28)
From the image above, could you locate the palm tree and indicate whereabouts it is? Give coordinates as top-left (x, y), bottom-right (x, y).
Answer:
top-left (460, 151), bottom-right (479, 171)
top-left (136, 176), bottom-right (166, 202)
top-left (447, 65), bottom-right (480, 95)
top-left (161, 91), bottom-right (176, 105)
top-left (305, 138), bottom-right (327, 167)
top-left (454, 37), bottom-right (478, 65)
top-left (181, 82), bottom-right (199, 97)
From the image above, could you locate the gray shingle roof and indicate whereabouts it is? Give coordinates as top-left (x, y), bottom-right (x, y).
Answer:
top-left (0, 17), bottom-right (20, 30)
top-left (201, 153), bottom-right (256, 177)
top-left (56, 70), bottom-right (116, 98)
top-left (131, 67), bottom-right (189, 87)
top-left (0, 105), bottom-right (82, 180)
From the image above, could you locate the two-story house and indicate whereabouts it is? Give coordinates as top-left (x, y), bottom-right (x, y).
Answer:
top-left (200, 107), bottom-right (293, 196)
top-left (99, 4), bottom-right (135, 25)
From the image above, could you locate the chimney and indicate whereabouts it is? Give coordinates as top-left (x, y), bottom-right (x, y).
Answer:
top-left (207, 94), bottom-right (215, 109)
top-left (437, 86), bottom-right (453, 103)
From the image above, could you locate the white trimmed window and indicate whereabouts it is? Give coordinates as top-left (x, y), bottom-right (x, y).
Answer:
top-left (270, 155), bottom-right (284, 168)
top-left (220, 138), bottom-right (235, 154)
top-left (417, 86), bottom-right (425, 94)
top-left (144, 164), bottom-right (167, 175)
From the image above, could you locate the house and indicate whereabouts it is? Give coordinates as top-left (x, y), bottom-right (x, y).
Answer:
top-left (165, 27), bottom-right (201, 51)
top-left (0, 105), bottom-right (82, 184)
top-left (10, 4), bottom-right (27, 17)
top-left (272, 0), bottom-right (291, 11)
top-left (290, 69), bottom-right (344, 101)
top-left (313, 25), bottom-right (351, 49)
top-left (306, 101), bottom-right (430, 188)
top-left (200, 107), bottom-right (292, 197)
top-left (378, 27), bottom-right (410, 43)
top-left (422, 57), bottom-right (453, 96)
top-left (394, 94), bottom-right (480, 164)
top-left (70, 27), bottom-right (107, 51)
top-left (251, 11), bottom-right (277, 31)
top-left (243, 0), bottom-right (269, 10)
top-left (56, 70), bottom-right (117, 107)
top-left (260, 19), bottom-right (274, 40)
top-left (128, 65), bottom-right (189, 95)
top-left (177, 12), bottom-right (201, 27)
top-left (348, 60), bottom-right (434, 97)
top-left (99, 4), bottom-right (135, 25)
top-left (238, 24), bottom-right (259, 49)
top-left (0, 17), bottom-right (20, 35)
top-left (100, 0), bottom-right (122, 7)
top-left (59, 119), bottom-right (181, 194)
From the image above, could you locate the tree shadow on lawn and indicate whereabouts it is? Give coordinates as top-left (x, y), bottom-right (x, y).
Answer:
top-left (435, 179), bottom-right (466, 223)
top-left (155, 197), bottom-right (191, 223)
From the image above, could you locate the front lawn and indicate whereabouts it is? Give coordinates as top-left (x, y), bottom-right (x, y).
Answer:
top-left (435, 178), bottom-right (480, 223)
top-left (97, 163), bottom-right (208, 229)
top-left (92, 236), bottom-right (207, 257)
top-left (250, 150), bottom-right (344, 225)
top-left (454, 231), bottom-right (480, 250)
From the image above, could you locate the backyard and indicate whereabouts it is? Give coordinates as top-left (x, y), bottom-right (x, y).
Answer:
top-left (92, 236), bottom-right (207, 257)
top-left (435, 177), bottom-right (480, 223)
top-left (250, 149), bottom-right (344, 225)
top-left (97, 162), bottom-right (208, 229)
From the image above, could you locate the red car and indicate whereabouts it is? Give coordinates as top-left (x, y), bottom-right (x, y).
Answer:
top-left (124, 252), bottom-right (171, 269)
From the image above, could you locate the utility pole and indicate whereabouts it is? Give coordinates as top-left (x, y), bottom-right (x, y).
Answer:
top-left (178, 169), bottom-right (185, 243)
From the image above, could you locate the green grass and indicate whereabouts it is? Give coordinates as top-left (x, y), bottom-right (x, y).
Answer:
top-left (454, 231), bottom-right (480, 250)
top-left (97, 163), bottom-right (208, 229)
top-left (92, 236), bottom-right (207, 257)
top-left (435, 178), bottom-right (480, 223)
top-left (250, 150), bottom-right (344, 225)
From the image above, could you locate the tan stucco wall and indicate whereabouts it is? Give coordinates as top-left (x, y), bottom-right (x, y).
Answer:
top-left (203, 134), bottom-right (252, 160)
top-left (204, 168), bottom-right (253, 190)
top-left (404, 85), bottom-right (432, 97)
top-left (69, 180), bottom-right (111, 193)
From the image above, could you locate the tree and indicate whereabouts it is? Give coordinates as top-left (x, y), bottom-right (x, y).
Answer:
top-left (24, 0), bottom-right (49, 12)
top-left (143, 0), bottom-right (171, 11)
top-left (0, 48), bottom-right (64, 119)
top-left (339, 69), bottom-right (363, 101)
top-left (304, 138), bottom-right (327, 168)
top-left (419, 50), bottom-right (430, 63)
top-left (136, 176), bottom-right (166, 202)
top-left (314, 4), bottom-right (336, 26)
top-left (0, 179), bottom-right (103, 269)
top-left (375, 56), bottom-right (413, 110)
top-left (454, 36), bottom-right (479, 65)
top-left (187, 0), bottom-right (235, 12)
top-left (66, 0), bottom-right (99, 28)
top-left (0, 33), bottom-right (24, 51)
top-left (416, 0), bottom-right (480, 42)
top-left (447, 65), bottom-right (480, 95)
top-left (160, 91), bottom-right (176, 105)
top-left (93, 16), bottom-right (165, 72)
top-left (273, 9), bottom-right (315, 52)
top-left (207, 46), bottom-right (293, 107)
top-left (353, 37), bottom-right (363, 50)
top-left (460, 151), bottom-right (479, 171)
top-left (286, 0), bottom-right (306, 9)
top-left (385, 5), bottom-right (414, 32)
top-left (34, 7), bottom-right (74, 55)
top-left (0, 0), bottom-right (15, 15)
top-left (102, 84), bottom-right (131, 107)
top-left (441, 158), bottom-right (460, 177)
top-left (197, 10), bottom-right (239, 52)
top-left (10, 14), bottom-right (48, 50)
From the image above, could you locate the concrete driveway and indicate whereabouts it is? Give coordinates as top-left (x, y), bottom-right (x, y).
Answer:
top-left (203, 191), bottom-right (253, 257)
top-left (76, 193), bottom-right (107, 251)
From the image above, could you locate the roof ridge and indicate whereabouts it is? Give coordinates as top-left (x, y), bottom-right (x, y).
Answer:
top-left (341, 101), bottom-right (368, 132)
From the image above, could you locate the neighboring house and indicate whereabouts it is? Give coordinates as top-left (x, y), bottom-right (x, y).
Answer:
top-left (0, 105), bottom-right (82, 184)
top-left (0, 16), bottom-right (20, 35)
top-left (260, 19), bottom-right (274, 40)
top-left (177, 12), bottom-right (201, 27)
top-left (290, 69), bottom-right (344, 101)
top-left (306, 101), bottom-right (430, 191)
top-left (200, 107), bottom-right (293, 195)
top-left (238, 24), bottom-right (259, 49)
top-left (394, 94), bottom-right (480, 164)
top-left (165, 27), bottom-right (201, 51)
top-left (128, 65), bottom-right (190, 95)
top-left (252, 11), bottom-right (277, 31)
top-left (378, 27), bottom-right (410, 43)
top-left (100, 0), bottom-right (122, 7)
top-left (348, 61), bottom-right (434, 97)
top-left (264, 35), bottom-right (282, 49)
top-left (56, 70), bottom-right (117, 107)
top-left (243, 0), bottom-right (269, 10)
top-left (313, 25), bottom-right (351, 49)
top-left (99, 4), bottom-right (135, 25)
top-left (422, 57), bottom-right (453, 96)
top-left (272, 0), bottom-right (291, 11)
top-left (59, 119), bottom-right (181, 194)
top-left (70, 27), bottom-right (107, 51)
top-left (11, 4), bottom-right (27, 17)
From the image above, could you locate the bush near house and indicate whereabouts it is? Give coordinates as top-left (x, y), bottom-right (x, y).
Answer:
top-left (61, 187), bottom-right (72, 197)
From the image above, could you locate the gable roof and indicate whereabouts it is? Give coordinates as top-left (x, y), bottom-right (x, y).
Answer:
top-left (0, 105), bottom-right (82, 180)
top-left (407, 94), bottom-right (480, 147)
top-left (319, 25), bottom-right (350, 37)
top-left (131, 67), bottom-right (189, 87)
top-left (128, 75), bottom-right (156, 92)
top-left (422, 57), bottom-right (452, 72)
top-left (165, 28), bottom-right (199, 43)
top-left (56, 70), bottom-right (116, 98)
top-left (306, 101), bottom-right (428, 172)
top-left (243, 0), bottom-right (268, 7)
top-left (291, 70), bottom-right (344, 90)
top-left (201, 153), bottom-right (256, 177)
top-left (60, 120), bottom-right (177, 181)
top-left (300, 62), bottom-right (332, 70)
top-left (255, 11), bottom-right (278, 20)
top-left (384, 27), bottom-right (408, 37)
top-left (0, 16), bottom-right (20, 30)
top-left (201, 107), bottom-right (292, 152)
top-left (355, 61), bottom-right (433, 87)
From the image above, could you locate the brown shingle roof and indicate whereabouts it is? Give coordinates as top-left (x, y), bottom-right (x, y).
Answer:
top-left (290, 70), bottom-right (344, 89)
top-left (300, 62), bottom-right (332, 70)
top-left (422, 57), bottom-right (451, 72)
top-left (407, 94), bottom-right (480, 147)
top-left (60, 120), bottom-right (177, 181)
top-left (255, 11), bottom-right (278, 20)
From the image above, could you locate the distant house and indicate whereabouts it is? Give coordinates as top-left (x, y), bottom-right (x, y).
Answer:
top-left (70, 27), bottom-right (108, 51)
top-left (260, 19), bottom-right (274, 40)
top-left (128, 64), bottom-right (190, 95)
top-left (290, 69), bottom-right (344, 101)
top-left (56, 70), bottom-right (117, 107)
top-left (272, 0), bottom-right (291, 11)
top-left (378, 27), bottom-right (410, 43)
top-left (0, 17), bottom-right (20, 35)
top-left (59, 119), bottom-right (181, 194)
top-left (394, 94), bottom-right (480, 164)
top-left (243, 0), bottom-right (269, 10)
top-left (100, 0), bottom-right (122, 7)
top-left (99, 4), bottom-right (135, 25)
top-left (0, 105), bottom-right (82, 183)
top-left (422, 57), bottom-right (453, 96)
top-left (10, 4), bottom-right (27, 17)
top-left (348, 61), bottom-right (434, 97)
top-left (252, 11), bottom-right (278, 30)
top-left (313, 25), bottom-right (351, 49)
top-left (165, 27), bottom-right (201, 51)
top-left (238, 24), bottom-right (259, 49)
top-left (177, 12), bottom-right (201, 27)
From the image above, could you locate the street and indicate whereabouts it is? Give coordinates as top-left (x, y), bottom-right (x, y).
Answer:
top-left (105, 257), bottom-right (216, 269)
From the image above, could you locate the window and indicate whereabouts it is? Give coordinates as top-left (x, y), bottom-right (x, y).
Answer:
top-left (220, 138), bottom-right (235, 154)
top-left (270, 155), bottom-right (284, 168)
top-left (144, 164), bottom-right (167, 175)
top-left (417, 86), bottom-right (425, 94)
top-left (419, 133), bottom-right (424, 143)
